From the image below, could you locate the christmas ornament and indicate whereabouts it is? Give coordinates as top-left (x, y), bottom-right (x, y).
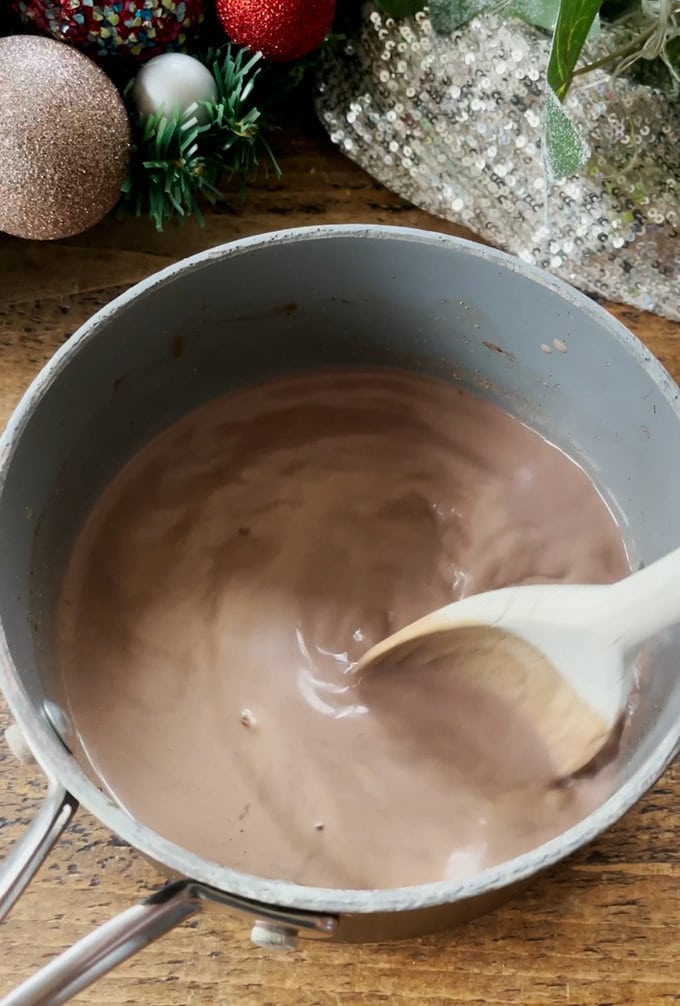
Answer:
top-left (122, 46), bottom-right (277, 230)
top-left (216, 0), bottom-right (335, 62)
top-left (133, 52), bottom-right (217, 124)
top-left (316, 7), bottom-right (680, 322)
top-left (13, 0), bottom-right (205, 63)
top-left (0, 36), bottom-right (130, 240)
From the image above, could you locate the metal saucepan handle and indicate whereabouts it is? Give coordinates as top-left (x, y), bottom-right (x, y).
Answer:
top-left (0, 773), bottom-right (78, 924)
top-left (0, 880), bottom-right (200, 1006)
top-left (1, 879), bottom-right (337, 1006)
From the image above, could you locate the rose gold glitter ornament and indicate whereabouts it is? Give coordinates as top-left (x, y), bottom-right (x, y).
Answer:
top-left (0, 36), bottom-right (130, 240)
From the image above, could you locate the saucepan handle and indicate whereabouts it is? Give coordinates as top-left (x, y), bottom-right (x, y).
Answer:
top-left (1, 879), bottom-right (338, 1006)
top-left (0, 880), bottom-right (201, 1006)
top-left (0, 773), bottom-right (79, 924)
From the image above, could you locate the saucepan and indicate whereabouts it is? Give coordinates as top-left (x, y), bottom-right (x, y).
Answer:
top-left (1, 225), bottom-right (680, 1005)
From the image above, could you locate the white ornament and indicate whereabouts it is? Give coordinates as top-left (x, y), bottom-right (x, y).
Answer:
top-left (133, 53), bottom-right (217, 124)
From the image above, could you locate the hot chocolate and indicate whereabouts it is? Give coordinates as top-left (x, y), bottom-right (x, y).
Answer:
top-left (56, 369), bottom-right (630, 889)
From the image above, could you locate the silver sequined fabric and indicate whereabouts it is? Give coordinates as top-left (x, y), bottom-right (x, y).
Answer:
top-left (315, 6), bottom-right (680, 320)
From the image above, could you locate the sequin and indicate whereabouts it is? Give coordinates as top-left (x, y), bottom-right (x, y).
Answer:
top-left (315, 10), bottom-right (680, 321)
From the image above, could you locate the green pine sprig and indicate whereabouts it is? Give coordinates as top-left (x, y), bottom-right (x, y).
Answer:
top-left (120, 45), bottom-right (281, 231)
top-left (201, 47), bottom-right (279, 181)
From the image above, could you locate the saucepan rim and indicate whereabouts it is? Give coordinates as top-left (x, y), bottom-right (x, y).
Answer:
top-left (1, 223), bottom-right (679, 916)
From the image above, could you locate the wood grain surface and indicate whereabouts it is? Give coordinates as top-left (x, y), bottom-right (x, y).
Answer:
top-left (1, 110), bottom-right (680, 1006)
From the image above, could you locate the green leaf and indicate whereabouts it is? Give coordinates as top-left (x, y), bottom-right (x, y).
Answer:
top-left (547, 0), bottom-right (603, 99)
top-left (429, 0), bottom-right (495, 33)
top-left (507, 0), bottom-right (561, 32)
top-left (427, 0), bottom-right (563, 33)
top-left (543, 85), bottom-right (590, 181)
top-left (373, 0), bottom-right (424, 16)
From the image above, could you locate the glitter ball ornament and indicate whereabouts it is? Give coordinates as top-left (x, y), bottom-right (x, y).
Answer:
top-left (134, 52), bottom-right (217, 123)
top-left (0, 36), bottom-right (130, 240)
top-left (217, 0), bottom-right (335, 62)
top-left (13, 0), bottom-right (205, 63)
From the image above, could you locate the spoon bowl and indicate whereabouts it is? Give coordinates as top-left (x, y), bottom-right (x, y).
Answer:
top-left (355, 547), bottom-right (680, 776)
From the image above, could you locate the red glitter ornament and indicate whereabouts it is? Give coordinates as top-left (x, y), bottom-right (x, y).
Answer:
top-left (216, 0), bottom-right (335, 62)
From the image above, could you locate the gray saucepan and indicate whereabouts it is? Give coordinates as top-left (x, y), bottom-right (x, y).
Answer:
top-left (1, 225), bottom-right (679, 1005)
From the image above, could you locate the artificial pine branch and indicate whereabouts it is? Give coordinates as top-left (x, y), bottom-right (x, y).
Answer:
top-left (119, 44), bottom-right (281, 230)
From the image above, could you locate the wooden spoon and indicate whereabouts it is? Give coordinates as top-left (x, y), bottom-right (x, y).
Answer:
top-left (354, 548), bottom-right (680, 777)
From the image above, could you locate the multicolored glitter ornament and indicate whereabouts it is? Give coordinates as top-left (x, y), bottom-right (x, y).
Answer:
top-left (315, 7), bottom-right (680, 321)
top-left (216, 0), bottom-right (335, 62)
top-left (0, 35), bottom-right (130, 240)
top-left (13, 0), bottom-right (205, 63)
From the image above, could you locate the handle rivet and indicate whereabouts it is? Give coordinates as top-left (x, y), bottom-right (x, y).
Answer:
top-left (4, 723), bottom-right (36, 765)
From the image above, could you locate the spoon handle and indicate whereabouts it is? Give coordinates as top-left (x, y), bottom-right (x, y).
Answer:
top-left (605, 544), bottom-right (680, 653)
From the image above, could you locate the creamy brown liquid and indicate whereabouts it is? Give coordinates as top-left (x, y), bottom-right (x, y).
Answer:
top-left (57, 370), bottom-right (630, 889)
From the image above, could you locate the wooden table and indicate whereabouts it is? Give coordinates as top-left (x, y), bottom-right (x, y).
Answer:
top-left (1, 110), bottom-right (679, 1006)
